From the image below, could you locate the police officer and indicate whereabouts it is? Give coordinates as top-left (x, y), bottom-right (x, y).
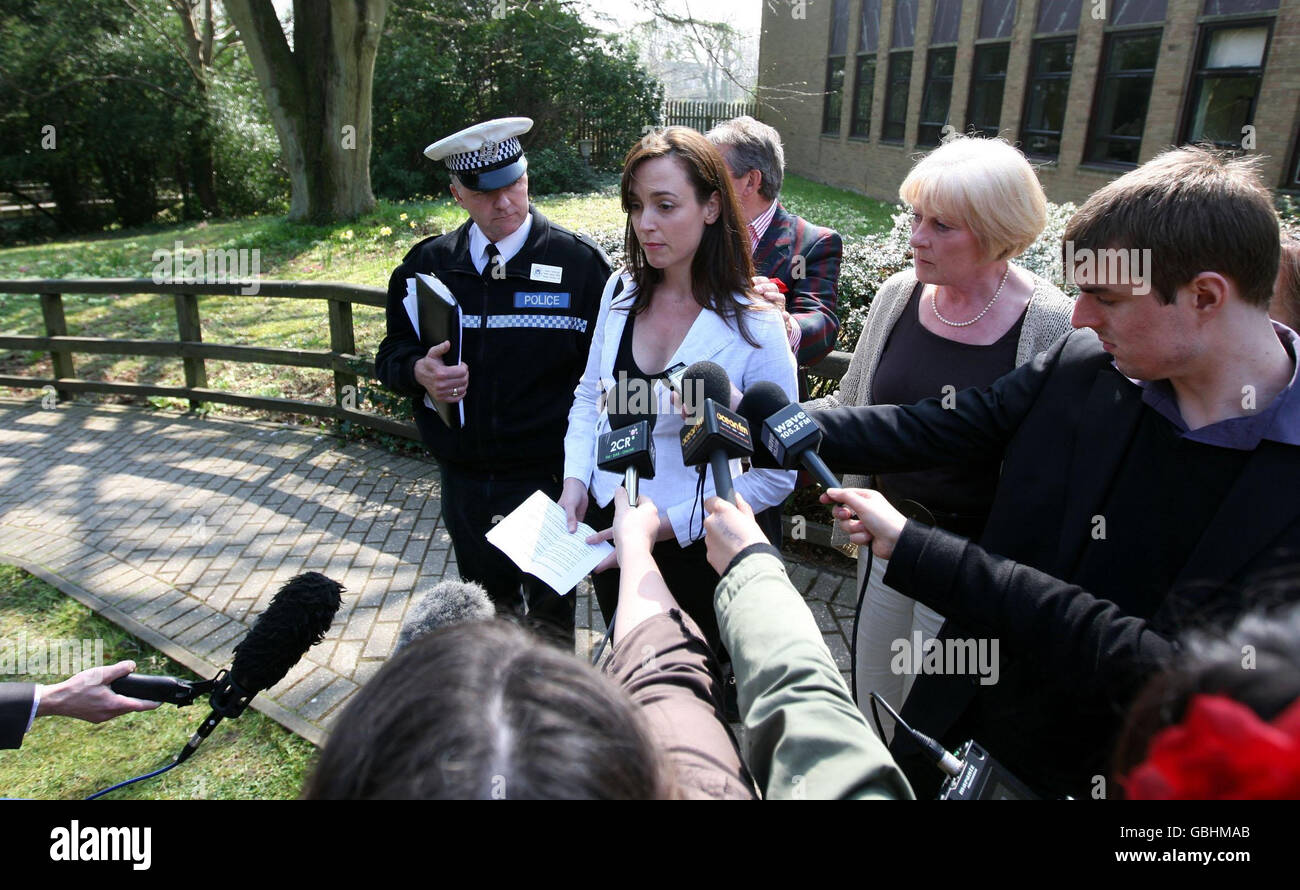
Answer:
top-left (376, 117), bottom-right (609, 639)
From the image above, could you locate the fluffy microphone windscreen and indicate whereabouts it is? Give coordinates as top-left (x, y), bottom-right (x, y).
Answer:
top-left (736, 381), bottom-right (790, 468)
top-left (607, 379), bottom-right (658, 432)
top-left (681, 360), bottom-right (731, 416)
top-left (229, 572), bottom-right (343, 694)
top-left (397, 579), bottom-right (495, 650)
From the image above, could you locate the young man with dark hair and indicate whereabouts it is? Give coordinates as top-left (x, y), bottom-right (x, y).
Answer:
top-left (806, 145), bottom-right (1300, 799)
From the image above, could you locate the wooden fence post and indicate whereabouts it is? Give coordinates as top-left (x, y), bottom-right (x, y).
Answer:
top-left (40, 292), bottom-right (74, 402)
top-left (173, 292), bottom-right (207, 411)
top-left (328, 297), bottom-right (358, 428)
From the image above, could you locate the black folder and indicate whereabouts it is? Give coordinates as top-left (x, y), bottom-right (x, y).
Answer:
top-left (414, 273), bottom-right (463, 429)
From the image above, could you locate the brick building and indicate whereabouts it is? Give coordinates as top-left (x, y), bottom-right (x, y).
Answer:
top-left (757, 0), bottom-right (1300, 205)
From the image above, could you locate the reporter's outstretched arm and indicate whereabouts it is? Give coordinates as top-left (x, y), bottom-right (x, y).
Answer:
top-left (36, 660), bottom-right (160, 723)
top-left (706, 494), bottom-right (915, 800)
top-left (604, 488), bottom-right (757, 799)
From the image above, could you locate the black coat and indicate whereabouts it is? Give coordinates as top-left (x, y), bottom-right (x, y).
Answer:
top-left (0, 682), bottom-right (35, 749)
top-left (809, 329), bottom-right (1300, 798)
top-left (375, 209), bottom-right (609, 476)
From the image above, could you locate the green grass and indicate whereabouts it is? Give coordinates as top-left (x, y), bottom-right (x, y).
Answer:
top-left (780, 174), bottom-right (898, 239)
top-left (0, 179), bottom-right (892, 423)
top-left (0, 565), bottom-right (315, 799)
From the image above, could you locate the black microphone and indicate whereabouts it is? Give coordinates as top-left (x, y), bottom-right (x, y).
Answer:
top-left (598, 379), bottom-right (657, 505)
top-left (736, 381), bottom-right (841, 490)
top-left (176, 572), bottom-right (343, 763)
top-left (397, 579), bottom-right (495, 650)
top-left (677, 361), bottom-right (751, 504)
top-left (108, 572), bottom-right (345, 709)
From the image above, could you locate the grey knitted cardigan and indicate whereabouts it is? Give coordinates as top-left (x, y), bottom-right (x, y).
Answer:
top-left (807, 265), bottom-right (1075, 551)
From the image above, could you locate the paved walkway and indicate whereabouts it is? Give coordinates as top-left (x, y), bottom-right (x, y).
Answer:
top-left (0, 399), bottom-right (859, 744)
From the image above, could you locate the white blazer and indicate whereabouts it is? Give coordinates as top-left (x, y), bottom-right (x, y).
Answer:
top-left (563, 270), bottom-right (799, 547)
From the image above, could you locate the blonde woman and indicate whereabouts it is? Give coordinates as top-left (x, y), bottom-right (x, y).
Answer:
top-left (814, 136), bottom-right (1073, 737)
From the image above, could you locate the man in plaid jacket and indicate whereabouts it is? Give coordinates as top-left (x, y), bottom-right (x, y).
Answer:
top-left (708, 116), bottom-right (843, 378)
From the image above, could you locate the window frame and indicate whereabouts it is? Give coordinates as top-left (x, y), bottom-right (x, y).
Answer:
top-left (881, 50), bottom-right (914, 143)
top-left (1019, 35), bottom-right (1077, 160)
top-left (967, 41), bottom-right (1011, 138)
top-left (1083, 27), bottom-right (1164, 168)
top-left (851, 53), bottom-right (878, 138)
top-left (917, 46), bottom-right (958, 147)
top-left (1179, 17), bottom-right (1274, 150)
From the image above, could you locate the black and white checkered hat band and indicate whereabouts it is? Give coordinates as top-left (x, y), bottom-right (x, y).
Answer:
top-left (445, 137), bottom-right (523, 173)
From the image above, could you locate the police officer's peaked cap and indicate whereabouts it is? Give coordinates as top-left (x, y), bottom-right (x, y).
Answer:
top-left (425, 117), bottom-right (533, 192)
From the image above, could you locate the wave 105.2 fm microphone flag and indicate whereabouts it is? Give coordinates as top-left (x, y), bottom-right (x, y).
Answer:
top-left (598, 378), bottom-right (657, 505)
top-left (736, 381), bottom-right (840, 490)
top-left (677, 361), bottom-right (751, 504)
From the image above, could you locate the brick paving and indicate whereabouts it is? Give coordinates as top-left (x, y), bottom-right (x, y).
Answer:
top-left (0, 398), bottom-right (858, 744)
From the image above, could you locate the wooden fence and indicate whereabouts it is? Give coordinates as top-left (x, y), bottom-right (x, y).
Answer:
top-left (0, 278), bottom-right (416, 441)
top-left (0, 277), bottom-right (853, 548)
top-left (661, 99), bottom-right (757, 133)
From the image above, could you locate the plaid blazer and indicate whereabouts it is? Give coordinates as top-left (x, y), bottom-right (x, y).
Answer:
top-left (752, 203), bottom-right (843, 368)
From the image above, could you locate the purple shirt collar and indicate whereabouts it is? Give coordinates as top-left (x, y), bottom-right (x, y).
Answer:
top-left (1128, 322), bottom-right (1300, 450)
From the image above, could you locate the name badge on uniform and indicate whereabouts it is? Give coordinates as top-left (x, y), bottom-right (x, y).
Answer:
top-left (515, 292), bottom-right (571, 309)
top-left (530, 263), bottom-right (563, 283)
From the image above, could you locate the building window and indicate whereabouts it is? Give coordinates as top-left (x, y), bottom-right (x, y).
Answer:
top-left (1182, 22), bottom-right (1271, 150)
top-left (1109, 0), bottom-right (1167, 26)
top-left (918, 48), bottom-right (957, 146)
top-left (1086, 30), bottom-right (1162, 166)
top-left (979, 0), bottom-right (1016, 39)
top-left (1020, 37), bottom-right (1075, 158)
top-left (1202, 0), bottom-right (1277, 13)
top-left (852, 56), bottom-right (877, 137)
top-left (882, 52), bottom-right (913, 142)
top-left (851, 0), bottom-right (881, 138)
top-left (1036, 0), bottom-right (1082, 33)
top-left (968, 43), bottom-right (1010, 137)
top-left (822, 0), bottom-right (850, 135)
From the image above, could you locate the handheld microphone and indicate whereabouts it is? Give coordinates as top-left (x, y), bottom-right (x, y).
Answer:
top-left (176, 571), bottom-right (343, 763)
top-left (89, 573), bottom-right (344, 798)
top-left (397, 579), bottom-right (495, 650)
top-left (736, 381), bottom-right (840, 490)
top-left (598, 379), bottom-right (657, 505)
top-left (677, 361), bottom-right (751, 504)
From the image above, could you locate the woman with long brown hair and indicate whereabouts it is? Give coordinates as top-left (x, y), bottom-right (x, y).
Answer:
top-left (559, 127), bottom-right (797, 657)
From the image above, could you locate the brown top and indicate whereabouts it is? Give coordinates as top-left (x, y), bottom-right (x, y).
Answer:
top-left (606, 609), bottom-right (758, 800)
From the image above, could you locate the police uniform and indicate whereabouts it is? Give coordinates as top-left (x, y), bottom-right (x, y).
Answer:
top-left (375, 118), bottom-right (609, 637)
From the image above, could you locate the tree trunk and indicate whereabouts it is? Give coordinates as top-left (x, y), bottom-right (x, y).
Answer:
top-left (222, 0), bottom-right (386, 223)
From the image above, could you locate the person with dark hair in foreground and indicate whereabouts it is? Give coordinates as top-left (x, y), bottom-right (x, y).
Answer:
top-left (305, 487), bottom-right (755, 800)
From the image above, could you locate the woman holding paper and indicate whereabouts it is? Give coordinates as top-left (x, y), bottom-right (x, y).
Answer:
top-left (559, 127), bottom-right (797, 658)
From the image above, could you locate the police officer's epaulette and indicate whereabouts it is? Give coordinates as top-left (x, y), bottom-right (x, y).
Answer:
top-left (400, 233), bottom-right (442, 264)
top-left (572, 230), bottom-right (613, 266)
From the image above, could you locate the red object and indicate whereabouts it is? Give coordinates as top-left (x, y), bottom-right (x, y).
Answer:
top-left (773, 278), bottom-right (789, 294)
top-left (1122, 693), bottom-right (1300, 799)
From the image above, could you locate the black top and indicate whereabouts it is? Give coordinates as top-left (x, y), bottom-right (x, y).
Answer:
top-left (871, 283), bottom-right (1024, 536)
top-left (613, 311), bottom-right (664, 387)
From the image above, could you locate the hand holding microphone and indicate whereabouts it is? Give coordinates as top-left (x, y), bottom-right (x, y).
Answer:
top-left (702, 492), bottom-right (770, 576)
top-left (820, 487), bottom-right (907, 559)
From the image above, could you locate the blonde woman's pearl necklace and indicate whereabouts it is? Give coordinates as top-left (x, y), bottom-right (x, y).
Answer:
top-left (931, 266), bottom-right (1010, 328)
